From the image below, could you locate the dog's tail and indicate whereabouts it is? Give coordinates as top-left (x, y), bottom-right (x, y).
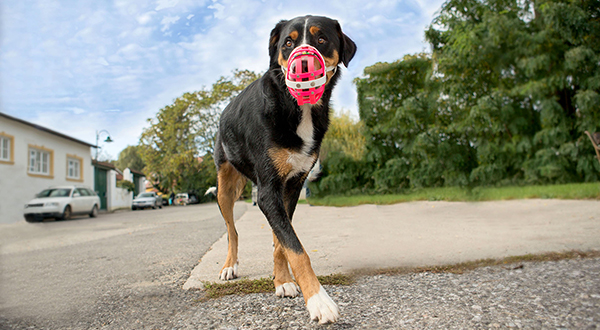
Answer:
top-left (205, 186), bottom-right (217, 196)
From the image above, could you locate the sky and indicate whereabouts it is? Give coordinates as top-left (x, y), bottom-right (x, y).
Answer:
top-left (0, 0), bottom-right (445, 160)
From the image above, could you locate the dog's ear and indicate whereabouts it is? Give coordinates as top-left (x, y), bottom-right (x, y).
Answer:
top-left (335, 21), bottom-right (357, 68)
top-left (269, 20), bottom-right (288, 65)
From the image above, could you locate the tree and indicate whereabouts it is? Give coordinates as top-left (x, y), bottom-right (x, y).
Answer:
top-left (139, 70), bottom-right (259, 194)
top-left (426, 0), bottom-right (600, 184)
top-left (320, 110), bottom-right (366, 161)
top-left (115, 145), bottom-right (145, 172)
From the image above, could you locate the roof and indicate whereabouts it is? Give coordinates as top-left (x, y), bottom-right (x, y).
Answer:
top-left (92, 160), bottom-right (117, 171)
top-left (129, 168), bottom-right (146, 177)
top-left (0, 112), bottom-right (96, 148)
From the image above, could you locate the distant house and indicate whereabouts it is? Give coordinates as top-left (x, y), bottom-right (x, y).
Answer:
top-left (92, 160), bottom-right (145, 212)
top-left (0, 112), bottom-right (95, 224)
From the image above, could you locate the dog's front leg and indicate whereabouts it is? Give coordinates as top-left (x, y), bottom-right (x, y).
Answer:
top-left (257, 185), bottom-right (339, 324)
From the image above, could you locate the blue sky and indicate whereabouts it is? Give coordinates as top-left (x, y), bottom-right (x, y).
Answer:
top-left (0, 0), bottom-right (444, 160)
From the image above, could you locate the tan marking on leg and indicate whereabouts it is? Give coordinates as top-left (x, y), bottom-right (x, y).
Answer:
top-left (284, 247), bottom-right (322, 302)
top-left (217, 162), bottom-right (247, 279)
top-left (272, 232), bottom-right (295, 287)
top-left (309, 26), bottom-right (320, 36)
top-left (268, 147), bottom-right (293, 178)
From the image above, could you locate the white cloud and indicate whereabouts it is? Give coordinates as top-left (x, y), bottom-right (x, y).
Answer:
top-left (155, 0), bottom-right (179, 11)
top-left (137, 11), bottom-right (156, 25)
top-left (160, 15), bottom-right (180, 32)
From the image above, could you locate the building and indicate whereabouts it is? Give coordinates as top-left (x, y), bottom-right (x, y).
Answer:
top-left (92, 160), bottom-right (145, 212)
top-left (0, 112), bottom-right (95, 224)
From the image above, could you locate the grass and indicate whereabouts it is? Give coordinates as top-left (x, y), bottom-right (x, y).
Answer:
top-left (358, 250), bottom-right (600, 276)
top-left (199, 250), bottom-right (600, 301)
top-left (307, 182), bottom-right (600, 207)
top-left (202, 273), bottom-right (353, 301)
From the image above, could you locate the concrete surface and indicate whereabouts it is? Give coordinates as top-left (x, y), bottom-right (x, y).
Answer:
top-left (183, 199), bottom-right (600, 289)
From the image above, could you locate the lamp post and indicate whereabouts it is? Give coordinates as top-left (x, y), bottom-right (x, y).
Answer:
top-left (95, 130), bottom-right (114, 161)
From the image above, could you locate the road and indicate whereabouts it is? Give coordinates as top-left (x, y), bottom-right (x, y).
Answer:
top-left (0, 203), bottom-right (246, 329)
top-left (1, 200), bottom-right (598, 329)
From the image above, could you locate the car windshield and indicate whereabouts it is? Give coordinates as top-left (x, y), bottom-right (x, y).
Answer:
top-left (37, 188), bottom-right (72, 198)
top-left (137, 193), bottom-right (154, 198)
top-left (176, 194), bottom-right (187, 198)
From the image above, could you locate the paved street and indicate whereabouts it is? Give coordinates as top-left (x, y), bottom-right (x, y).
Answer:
top-left (0, 203), bottom-right (246, 329)
top-left (1, 199), bottom-right (599, 329)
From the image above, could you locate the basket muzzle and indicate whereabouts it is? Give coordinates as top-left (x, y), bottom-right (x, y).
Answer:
top-left (282, 45), bottom-right (336, 106)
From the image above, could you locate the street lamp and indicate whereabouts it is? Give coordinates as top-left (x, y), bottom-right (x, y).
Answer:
top-left (95, 129), bottom-right (114, 161)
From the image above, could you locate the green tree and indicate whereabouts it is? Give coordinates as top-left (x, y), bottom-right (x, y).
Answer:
top-left (115, 145), bottom-right (145, 172)
top-left (426, 0), bottom-right (600, 184)
top-left (139, 70), bottom-right (259, 194)
top-left (320, 110), bottom-right (366, 161)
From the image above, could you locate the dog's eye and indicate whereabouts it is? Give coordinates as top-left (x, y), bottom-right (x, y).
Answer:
top-left (318, 37), bottom-right (326, 44)
top-left (285, 40), bottom-right (293, 48)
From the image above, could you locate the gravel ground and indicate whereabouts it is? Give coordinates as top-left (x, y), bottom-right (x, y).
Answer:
top-left (171, 258), bottom-right (600, 330)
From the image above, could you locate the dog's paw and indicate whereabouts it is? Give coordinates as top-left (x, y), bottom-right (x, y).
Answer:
top-left (275, 282), bottom-right (300, 298)
top-left (219, 263), bottom-right (238, 280)
top-left (306, 285), bottom-right (339, 324)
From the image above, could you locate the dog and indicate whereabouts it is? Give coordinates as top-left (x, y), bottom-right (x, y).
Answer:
top-left (212, 15), bottom-right (356, 324)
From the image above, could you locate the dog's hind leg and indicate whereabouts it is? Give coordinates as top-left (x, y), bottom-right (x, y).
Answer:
top-left (216, 161), bottom-right (247, 280)
top-left (257, 182), bottom-right (339, 324)
top-left (273, 176), bottom-right (305, 297)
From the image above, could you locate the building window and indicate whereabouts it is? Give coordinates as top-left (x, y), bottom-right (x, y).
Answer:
top-left (0, 133), bottom-right (14, 164)
top-left (27, 145), bottom-right (54, 178)
top-left (66, 154), bottom-right (83, 181)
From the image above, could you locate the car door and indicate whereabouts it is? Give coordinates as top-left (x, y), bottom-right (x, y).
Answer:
top-left (73, 188), bottom-right (92, 213)
top-left (87, 188), bottom-right (100, 209)
top-left (71, 189), bottom-right (85, 213)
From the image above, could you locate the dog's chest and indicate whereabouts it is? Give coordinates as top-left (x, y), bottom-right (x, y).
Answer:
top-left (296, 104), bottom-right (315, 154)
top-left (268, 105), bottom-right (317, 180)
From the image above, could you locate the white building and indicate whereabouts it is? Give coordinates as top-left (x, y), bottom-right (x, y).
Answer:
top-left (0, 112), bottom-right (95, 224)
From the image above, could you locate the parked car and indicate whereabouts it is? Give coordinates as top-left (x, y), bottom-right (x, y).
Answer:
top-left (132, 192), bottom-right (163, 210)
top-left (23, 186), bottom-right (100, 222)
top-left (174, 193), bottom-right (189, 206)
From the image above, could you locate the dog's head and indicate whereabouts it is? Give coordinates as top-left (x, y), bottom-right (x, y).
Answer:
top-left (268, 16), bottom-right (357, 104)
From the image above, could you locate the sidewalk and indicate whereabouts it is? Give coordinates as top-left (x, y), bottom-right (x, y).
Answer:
top-left (183, 199), bottom-right (600, 289)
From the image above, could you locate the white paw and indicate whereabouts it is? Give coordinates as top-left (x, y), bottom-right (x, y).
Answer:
top-left (275, 282), bottom-right (300, 298)
top-left (219, 262), bottom-right (238, 280)
top-left (306, 285), bottom-right (339, 324)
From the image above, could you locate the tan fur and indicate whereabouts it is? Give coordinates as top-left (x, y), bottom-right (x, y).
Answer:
top-left (268, 148), bottom-right (294, 178)
top-left (289, 31), bottom-right (299, 40)
top-left (217, 162), bottom-right (247, 274)
top-left (278, 51), bottom-right (288, 70)
top-left (284, 247), bottom-right (322, 301)
top-left (310, 26), bottom-right (321, 35)
top-left (324, 50), bottom-right (339, 84)
top-left (272, 232), bottom-right (295, 287)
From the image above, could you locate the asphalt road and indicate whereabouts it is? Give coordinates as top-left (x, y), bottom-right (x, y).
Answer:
top-left (1, 200), bottom-right (598, 329)
top-left (0, 203), bottom-right (247, 330)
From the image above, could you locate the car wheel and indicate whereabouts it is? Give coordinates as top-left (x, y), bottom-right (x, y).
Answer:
top-left (132, 206), bottom-right (137, 211)
top-left (60, 205), bottom-right (72, 220)
top-left (89, 205), bottom-right (98, 218)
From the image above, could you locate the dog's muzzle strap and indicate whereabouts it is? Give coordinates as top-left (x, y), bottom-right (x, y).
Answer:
top-left (281, 65), bottom-right (336, 89)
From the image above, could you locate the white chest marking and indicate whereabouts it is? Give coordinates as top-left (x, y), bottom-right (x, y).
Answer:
top-left (297, 104), bottom-right (314, 156)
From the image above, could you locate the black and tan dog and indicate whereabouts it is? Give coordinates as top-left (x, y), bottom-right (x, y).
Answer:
top-left (213, 15), bottom-right (356, 324)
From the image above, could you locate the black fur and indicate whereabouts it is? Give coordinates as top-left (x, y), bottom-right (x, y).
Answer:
top-left (214, 15), bottom-right (356, 253)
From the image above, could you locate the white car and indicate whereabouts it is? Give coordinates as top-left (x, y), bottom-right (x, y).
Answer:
top-left (24, 186), bottom-right (100, 222)
top-left (174, 193), bottom-right (189, 206)
top-left (132, 192), bottom-right (163, 210)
